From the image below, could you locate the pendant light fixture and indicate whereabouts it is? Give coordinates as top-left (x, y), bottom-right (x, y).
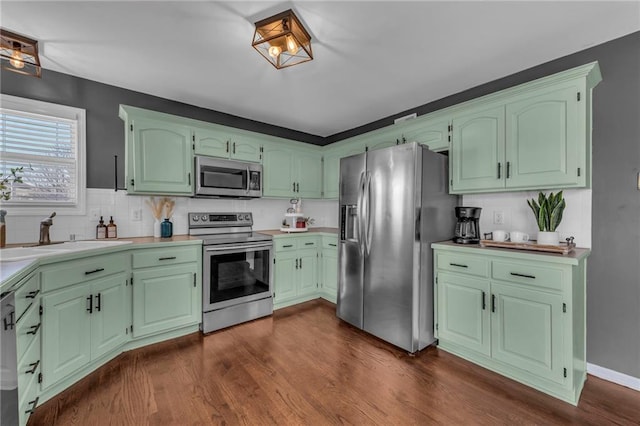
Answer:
top-left (0, 29), bottom-right (41, 78)
top-left (252, 9), bottom-right (312, 69)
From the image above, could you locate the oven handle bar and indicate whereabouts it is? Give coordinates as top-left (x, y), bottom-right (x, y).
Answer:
top-left (205, 243), bottom-right (273, 252)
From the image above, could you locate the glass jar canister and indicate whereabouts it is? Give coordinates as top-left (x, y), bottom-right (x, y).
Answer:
top-left (161, 218), bottom-right (173, 238)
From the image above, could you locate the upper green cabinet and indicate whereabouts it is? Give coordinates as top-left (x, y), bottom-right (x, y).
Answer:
top-left (263, 142), bottom-right (322, 198)
top-left (120, 106), bottom-right (194, 196)
top-left (449, 62), bottom-right (600, 194)
top-left (322, 137), bottom-right (367, 199)
top-left (401, 115), bottom-right (450, 152)
top-left (193, 126), bottom-right (262, 163)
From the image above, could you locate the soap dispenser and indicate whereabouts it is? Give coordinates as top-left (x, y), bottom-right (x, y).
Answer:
top-left (96, 216), bottom-right (107, 239)
top-left (107, 216), bottom-right (117, 239)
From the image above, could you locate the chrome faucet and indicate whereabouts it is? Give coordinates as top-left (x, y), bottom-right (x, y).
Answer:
top-left (39, 212), bottom-right (56, 245)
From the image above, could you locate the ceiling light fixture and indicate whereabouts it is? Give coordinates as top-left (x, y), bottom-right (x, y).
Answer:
top-left (0, 28), bottom-right (41, 78)
top-left (252, 9), bottom-right (312, 69)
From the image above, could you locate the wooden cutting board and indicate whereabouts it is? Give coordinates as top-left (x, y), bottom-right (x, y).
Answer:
top-left (479, 239), bottom-right (576, 255)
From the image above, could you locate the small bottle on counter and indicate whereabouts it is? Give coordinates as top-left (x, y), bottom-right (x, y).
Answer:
top-left (96, 216), bottom-right (107, 239)
top-left (107, 216), bottom-right (117, 239)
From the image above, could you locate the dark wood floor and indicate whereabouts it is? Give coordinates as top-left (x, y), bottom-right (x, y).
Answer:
top-left (30, 299), bottom-right (640, 425)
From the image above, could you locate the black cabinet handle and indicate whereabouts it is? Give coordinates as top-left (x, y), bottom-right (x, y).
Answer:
top-left (296, 182), bottom-right (299, 192)
top-left (491, 294), bottom-right (496, 313)
top-left (159, 256), bottom-right (177, 260)
top-left (449, 263), bottom-right (468, 268)
top-left (233, 142), bottom-right (236, 154)
top-left (26, 289), bottom-right (40, 299)
top-left (95, 293), bottom-right (101, 312)
top-left (300, 258), bottom-right (303, 268)
top-left (25, 397), bottom-right (39, 415)
top-left (87, 295), bottom-right (93, 314)
top-left (282, 244), bottom-right (293, 248)
top-left (292, 182), bottom-right (296, 192)
top-left (295, 259), bottom-right (299, 269)
top-left (25, 360), bottom-right (40, 374)
top-left (226, 141), bottom-right (229, 152)
top-left (510, 272), bottom-right (536, 279)
top-left (329, 243), bottom-right (337, 247)
top-left (26, 323), bottom-right (41, 335)
top-left (482, 291), bottom-right (486, 310)
top-left (305, 242), bottom-right (314, 246)
top-left (497, 162), bottom-right (501, 179)
top-left (188, 172), bottom-right (191, 186)
top-left (506, 161), bottom-right (511, 178)
top-left (85, 268), bottom-right (104, 275)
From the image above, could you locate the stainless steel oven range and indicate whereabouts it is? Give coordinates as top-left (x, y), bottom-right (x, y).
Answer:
top-left (189, 212), bottom-right (273, 333)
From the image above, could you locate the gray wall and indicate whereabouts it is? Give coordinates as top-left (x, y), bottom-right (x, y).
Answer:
top-left (0, 70), bottom-right (324, 188)
top-left (2, 32), bottom-right (639, 378)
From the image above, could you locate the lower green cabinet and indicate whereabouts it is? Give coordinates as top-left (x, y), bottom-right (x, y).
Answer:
top-left (41, 272), bottom-right (128, 389)
top-left (132, 264), bottom-right (199, 338)
top-left (320, 236), bottom-right (338, 303)
top-left (433, 243), bottom-right (589, 405)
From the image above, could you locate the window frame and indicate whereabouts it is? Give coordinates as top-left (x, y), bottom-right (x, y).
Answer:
top-left (0, 94), bottom-right (86, 215)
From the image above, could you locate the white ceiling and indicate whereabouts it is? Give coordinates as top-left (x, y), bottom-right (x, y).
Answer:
top-left (2, 1), bottom-right (639, 137)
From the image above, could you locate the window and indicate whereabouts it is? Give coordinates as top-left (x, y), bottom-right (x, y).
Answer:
top-left (0, 94), bottom-right (86, 214)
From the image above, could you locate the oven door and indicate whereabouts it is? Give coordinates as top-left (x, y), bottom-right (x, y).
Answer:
top-left (203, 242), bottom-right (272, 312)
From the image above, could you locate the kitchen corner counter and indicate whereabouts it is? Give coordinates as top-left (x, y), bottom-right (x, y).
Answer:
top-left (431, 240), bottom-right (590, 265)
top-left (258, 227), bottom-right (338, 236)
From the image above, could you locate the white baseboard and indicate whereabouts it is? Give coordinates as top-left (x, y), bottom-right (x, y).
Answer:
top-left (587, 363), bottom-right (640, 391)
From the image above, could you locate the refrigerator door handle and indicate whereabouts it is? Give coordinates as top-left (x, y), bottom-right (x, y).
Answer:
top-left (364, 171), bottom-right (373, 256)
top-left (357, 171), bottom-right (366, 254)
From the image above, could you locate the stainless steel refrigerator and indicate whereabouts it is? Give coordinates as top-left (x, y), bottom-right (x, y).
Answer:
top-left (337, 142), bottom-right (458, 353)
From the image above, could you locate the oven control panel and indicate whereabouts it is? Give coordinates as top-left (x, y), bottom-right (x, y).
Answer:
top-left (188, 212), bottom-right (253, 227)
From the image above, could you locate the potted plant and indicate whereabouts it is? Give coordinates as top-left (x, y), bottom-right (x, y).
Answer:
top-left (527, 191), bottom-right (566, 246)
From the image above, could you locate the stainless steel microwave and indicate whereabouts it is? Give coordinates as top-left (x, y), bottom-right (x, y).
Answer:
top-left (194, 156), bottom-right (262, 198)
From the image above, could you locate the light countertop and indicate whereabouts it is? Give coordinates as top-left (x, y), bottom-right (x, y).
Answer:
top-left (258, 227), bottom-right (338, 236)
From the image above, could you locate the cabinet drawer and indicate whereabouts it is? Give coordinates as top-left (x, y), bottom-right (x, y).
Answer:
top-left (19, 366), bottom-right (40, 426)
top-left (18, 333), bottom-right (41, 393)
top-left (322, 235), bottom-right (338, 249)
top-left (274, 238), bottom-right (298, 251)
top-left (16, 300), bottom-right (41, 358)
top-left (436, 252), bottom-right (490, 277)
top-left (132, 245), bottom-right (199, 269)
top-left (297, 236), bottom-right (318, 249)
top-left (41, 252), bottom-right (128, 293)
top-left (14, 272), bottom-right (40, 323)
top-left (492, 260), bottom-right (564, 291)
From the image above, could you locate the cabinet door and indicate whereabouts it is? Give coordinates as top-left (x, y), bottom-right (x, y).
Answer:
top-left (295, 150), bottom-right (323, 198)
top-left (132, 264), bottom-right (199, 338)
top-left (437, 272), bottom-right (491, 356)
top-left (193, 127), bottom-right (230, 158)
top-left (402, 117), bottom-right (450, 151)
top-left (230, 136), bottom-right (262, 163)
top-left (321, 248), bottom-right (338, 302)
top-left (263, 145), bottom-right (295, 197)
top-left (450, 106), bottom-right (505, 192)
top-left (506, 85), bottom-right (582, 189)
top-left (322, 141), bottom-right (366, 199)
top-left (273, 251), bottom-right (298, 304)
top-left (130, 117), bottom-right (193, 194)
top-left (366, 129), bottom-right (399, 151)
top-left (42, 285), bottom-right (91, 389)
top-left (491, 282), bottom-right (565, 384)
top-left (297, 250), bottom-right (318, 297)
top-left (91, 273), bottom-right (128, 360)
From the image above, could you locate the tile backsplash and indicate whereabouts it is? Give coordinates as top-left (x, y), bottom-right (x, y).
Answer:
top-left (463, 189), bottom-right (592, 248)
top-left (3, 189), bottom-right (340, 244)
top-left (3, 188), bottom-right (591, 248)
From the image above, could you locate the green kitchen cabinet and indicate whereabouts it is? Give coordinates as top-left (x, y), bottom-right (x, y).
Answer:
top-left (365, 127), bottom-right (401, 151)
top-left (120, 106), bottom-right (194, 195)
top-left (193, 126), bottom-right (262, 163)
top-left (449, 62), bottom-right (600, 194)
top-left (322, 138), bottom-right (367, 199)
top-left (433, 242), bottom-right (590, 405)
top-left (41, 272), bottom-right (128, 389)
top-left (319, 236), bottom-right (338, 303)
top-left (263, 142), bottom-right (322, 198)
top-left (401, 115), bottom-right (450, 152)
top-left (273, 235), bottom-right (320, 309)
top-left (132, 263), bottom-right (200, 338)
top-left (450, 105), bottom-right (506, 192)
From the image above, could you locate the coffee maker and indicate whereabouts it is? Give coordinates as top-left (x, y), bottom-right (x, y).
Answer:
top-left (453, 207), bottom-right (482, 244)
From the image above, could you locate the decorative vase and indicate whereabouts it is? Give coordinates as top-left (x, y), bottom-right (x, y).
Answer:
top-left (161, 218), bottom-right (173, 238)
top-left (153, 219), bottom-right (161, 238)
top-left (537, 231), bottom-right (559, 246)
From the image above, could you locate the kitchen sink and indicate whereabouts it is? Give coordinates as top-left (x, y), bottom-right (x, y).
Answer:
top-left (1, 240), bottom-right (133, 261)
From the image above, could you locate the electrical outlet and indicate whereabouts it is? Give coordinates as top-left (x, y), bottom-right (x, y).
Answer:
top-left (89, 208), bottom-right (101, 220)
top-left (493, 210), bottom-right (505, 225)
top-left (131, 209), bottom-right (142, 222)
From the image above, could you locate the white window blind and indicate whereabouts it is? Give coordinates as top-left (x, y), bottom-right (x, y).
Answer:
top-left (0, 95), bottom-right (86, 213)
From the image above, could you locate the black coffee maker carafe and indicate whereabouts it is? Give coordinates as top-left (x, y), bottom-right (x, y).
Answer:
top-left (453, 207), bottom-right (482, 244)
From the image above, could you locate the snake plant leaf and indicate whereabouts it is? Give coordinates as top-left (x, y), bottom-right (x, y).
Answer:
top-left (538, 200), bottom-right (548, 231)
top-left (549, 199), bottom-right (566, 231)
top-left (528, 191), bottom-right (566, 232)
